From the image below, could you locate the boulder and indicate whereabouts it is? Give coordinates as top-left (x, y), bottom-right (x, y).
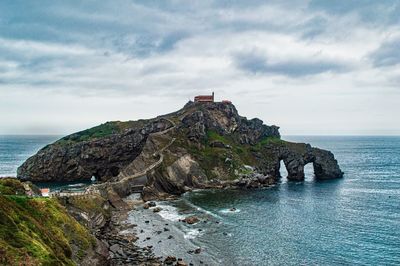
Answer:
top-left (194, 248), bottom-right (202, 254)
top-left (182, 216), bottom-right (199, 225)
top-left (153, 207), bottom-right (162, 213)
top-left (164, 256), bottom-right (177, 265)
top-left (209, 141), bottom-right (230, 149)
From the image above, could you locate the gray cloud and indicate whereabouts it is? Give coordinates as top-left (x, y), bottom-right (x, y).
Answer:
top-left (233, 51), bottom-right (347, 77)
top-left (0, 1), bottom-right (399, 135)
top-left (370, 37), bottom-right (400, 67)
top-left (300, 16), bottom-right (328, 40)
top-left (308, 0), bottom-right (400, 25)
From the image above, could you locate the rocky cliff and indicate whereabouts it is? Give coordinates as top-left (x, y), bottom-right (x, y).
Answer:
top-left (18, 101), bottom-right (343, 199)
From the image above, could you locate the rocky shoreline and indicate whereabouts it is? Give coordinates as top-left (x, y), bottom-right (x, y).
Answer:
top-left (125, 197), bottom-right (220, 266)
top-left (94, 206), bottom-right (161, 265)
top-left (62, 188), bottom-right (202, 266)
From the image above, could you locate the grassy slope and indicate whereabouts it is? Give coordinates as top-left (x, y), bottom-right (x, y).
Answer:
top-left (169, 129), bottom-right (283, 180)
top-left (0, 178), bottom-right (26, 196)
top-left (0, 180), bottom-right (95, 266)
top-left (54, 119), bottom-right (148, 145)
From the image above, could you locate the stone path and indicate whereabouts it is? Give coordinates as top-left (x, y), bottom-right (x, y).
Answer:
top-left (56, 118), bottom-right (176, 198)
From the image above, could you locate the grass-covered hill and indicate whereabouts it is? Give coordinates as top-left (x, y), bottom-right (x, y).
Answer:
top-left (0, 178), bottom-right (95, 265)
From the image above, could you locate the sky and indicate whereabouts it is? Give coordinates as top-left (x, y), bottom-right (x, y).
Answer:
top-left (0, 0), bottom-right (399, 135)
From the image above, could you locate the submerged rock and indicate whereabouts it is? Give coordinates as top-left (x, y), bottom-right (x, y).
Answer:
top-left (153, 207), bottom-right (162, 213)
top-left (144, 201), bottom-right (157, 209)
top-left (182, 216), bottom-right (200, 225)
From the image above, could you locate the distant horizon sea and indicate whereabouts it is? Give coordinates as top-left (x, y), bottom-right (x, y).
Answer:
top-left (0, 135), bottom-right (399, 265)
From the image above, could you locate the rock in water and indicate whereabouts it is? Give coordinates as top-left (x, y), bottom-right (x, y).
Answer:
top-left (182, 216), bottom-right (200, 224)
top-left (164, 256), bottom-right (177, 265)
top-left (17, 101), bottom-right (343, 200)
top-left (153, 207), bottom-right (162, 213)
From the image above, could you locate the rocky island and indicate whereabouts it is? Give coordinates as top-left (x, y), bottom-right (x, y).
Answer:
top-left (18, 100), bottom-right (343, 198)
top-left (7, 99), bottom-right (343, 265)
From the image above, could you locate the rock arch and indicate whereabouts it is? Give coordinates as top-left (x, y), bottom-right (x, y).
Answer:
top-left (276, 143), bottom-right (343, 181)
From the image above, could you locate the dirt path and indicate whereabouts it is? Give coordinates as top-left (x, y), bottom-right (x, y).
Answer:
top-left (90, 118), bottom-right (177, 192)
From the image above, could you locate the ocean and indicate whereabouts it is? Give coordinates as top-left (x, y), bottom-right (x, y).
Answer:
top-left (0, 135), bottom-right (60, 177)
top-left (1, 135), bottom-right (399, 265)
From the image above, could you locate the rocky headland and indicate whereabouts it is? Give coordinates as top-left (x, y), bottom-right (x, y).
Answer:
top-left (18, 101), bottom-right (343, 200)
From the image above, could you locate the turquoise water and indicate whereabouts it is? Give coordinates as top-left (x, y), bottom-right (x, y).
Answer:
top-left (169, 136), bottom-right (400, 265)
top-left (1, 135), bottom-right (399, 265)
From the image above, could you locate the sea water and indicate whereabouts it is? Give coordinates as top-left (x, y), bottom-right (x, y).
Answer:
top-left (177, 136), bottom-right (400, 265)
top-left (0, 135), bottom-right (59, 177)
top-left (1, 135), bottom-right (399, 265)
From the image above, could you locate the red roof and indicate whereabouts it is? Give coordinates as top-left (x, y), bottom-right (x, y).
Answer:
top-left (194, 94), bottom-right (214, 102)
top-left (195, 95), bottom-right (213, 99)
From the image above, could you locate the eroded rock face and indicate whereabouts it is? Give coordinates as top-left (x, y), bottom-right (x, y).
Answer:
top-left (142, 154), bottom-right (207, 201)
top-left (180, 102), bottom-right (280, 144)
top-left (311, 148), bottom-right (344, 180)
top-left (17, 119), bottom-right (174, 182)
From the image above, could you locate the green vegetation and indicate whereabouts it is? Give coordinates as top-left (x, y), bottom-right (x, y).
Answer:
top-left (252, 136), bottom-right (283, 151)
top-left (0, 178), bottom-right (26, 195)
top-left (55, 119), bottom-right (148, 145)
top-left (206, 130), bottom-right (229, 143)
top-left (171, 129), bottom-right (285, 180)
top-left (0, 181), bottom-right (95, 265)
top-left (68, 195), bottom-right (110, 221)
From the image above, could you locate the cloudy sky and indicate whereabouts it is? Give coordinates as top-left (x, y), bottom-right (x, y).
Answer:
top-left (0, 0), bottom-right (399, 135)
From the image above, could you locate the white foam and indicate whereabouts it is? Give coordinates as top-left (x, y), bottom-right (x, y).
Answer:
top-left (220, 208), bottom-right (241, 214)
top-left (68, 183), bottom-right (85, 187)
top-left (184, 228), bottom-right (204, 239)
top-left (155, 203), bottom-right (186, 221)
top-left (182, 200), bottom-right (223, 219)
top-left (126, 193), bottom-right (142, 201)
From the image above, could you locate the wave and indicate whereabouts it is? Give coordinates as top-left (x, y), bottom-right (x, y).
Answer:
top-left (183, 228), bottom-right (204, 239)
top-left (219, 208), bottom-right (241, 214)
top-left (181, 199), bottom-right (223, 220)
top-left (67, 183), bottom-right (86, 187)
top-left (155, 202), bottom-right (187, 221)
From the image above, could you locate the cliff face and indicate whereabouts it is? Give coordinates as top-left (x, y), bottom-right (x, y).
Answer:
top-left (18, 119), bottom-right (174, 182)
top-left (18, 102), bottom-right (343, 199)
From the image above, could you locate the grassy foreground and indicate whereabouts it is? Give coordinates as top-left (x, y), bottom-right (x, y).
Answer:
top-left (0, 179), bottom-right (95, 266)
